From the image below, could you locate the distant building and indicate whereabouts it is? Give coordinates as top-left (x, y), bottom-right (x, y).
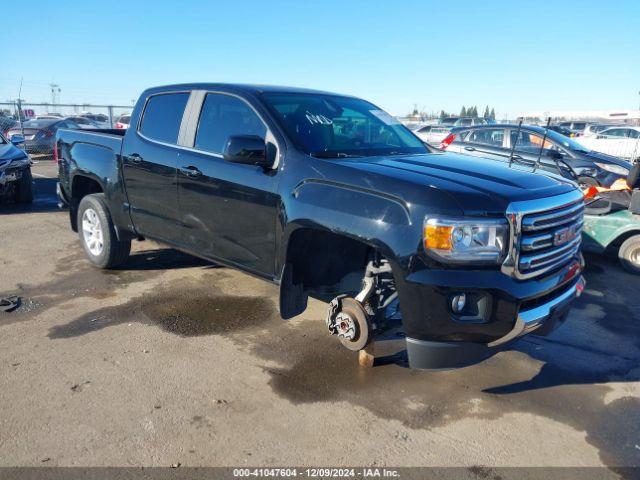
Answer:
top-left (517, 109), bottom-right (640, 124)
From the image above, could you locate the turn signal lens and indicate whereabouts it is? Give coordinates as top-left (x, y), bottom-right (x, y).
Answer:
top-left (424, 224), bottom-right (453, 250)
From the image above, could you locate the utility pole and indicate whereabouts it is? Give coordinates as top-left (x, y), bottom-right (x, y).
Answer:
top-left (49, 83), bottom-right (61, 112)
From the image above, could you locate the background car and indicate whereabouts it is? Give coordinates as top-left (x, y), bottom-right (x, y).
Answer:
top-left (414, 124), bottom-right (453, 145)
top-left (441, 123), bottom-right (632, 187)
top-left (6, 119), bottom-right (80, 157)
top-left (547, 125), bottom-right (573, 137)
top-left (0, 131), bottom-right (33, 203)
top-left (445, 116), bottom-right (495, 127)
top-left (79, 113), bottom-right (111, 128)
top-left (557, 121), bottom-right (588, 136)
top-left (114, 114), bottom-right (130, 129)
top-left (65, 116), bottom-right (101, 129)
top-left (575, 126), bottom-right (640, 162)
top-left (582, 123), bottom-right (627, 137)
top-left (0, 116), bottom-right (17, 137)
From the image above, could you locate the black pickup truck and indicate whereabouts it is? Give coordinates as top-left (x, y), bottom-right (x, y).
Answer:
top-left (57, 83), bottom-right (586, 369)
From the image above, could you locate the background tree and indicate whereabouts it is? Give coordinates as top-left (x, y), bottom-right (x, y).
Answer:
top-left (483, 106), bottom-right (490, 118)
top-left (460, 106), bottom-right (467, 117)
top-left (490, 108), bottom-right (496, 120)
top-left (440, 110), bottom-right (447, 119)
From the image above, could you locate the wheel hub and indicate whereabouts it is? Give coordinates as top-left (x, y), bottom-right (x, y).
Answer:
top-left (335, 311), bottom-right (357, 340)
top-left (82, 208), bottom-right (104, 256)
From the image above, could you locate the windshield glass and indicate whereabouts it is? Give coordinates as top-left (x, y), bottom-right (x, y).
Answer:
top-left (544, 129), bottom-right (590, 153)
top-left (262, 93), bottom-right (428, 157)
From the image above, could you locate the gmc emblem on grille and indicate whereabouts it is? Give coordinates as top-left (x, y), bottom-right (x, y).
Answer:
top-left (553, 225), bottom-right (578, 247)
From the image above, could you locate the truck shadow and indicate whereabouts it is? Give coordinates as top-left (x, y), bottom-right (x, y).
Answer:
top-left (111, 248), bottom-right (213, 271)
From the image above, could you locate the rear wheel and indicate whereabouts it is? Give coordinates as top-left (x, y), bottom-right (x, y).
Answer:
top-left (78, 193), bottom-right (131, 268)
top-left (15, 168), bottom-right (33, 203)
top-left (619, 235), bottom-right (640, 275)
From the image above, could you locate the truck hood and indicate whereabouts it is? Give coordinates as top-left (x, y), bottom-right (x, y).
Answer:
top-left (334, 152), bottom-right (577, 215)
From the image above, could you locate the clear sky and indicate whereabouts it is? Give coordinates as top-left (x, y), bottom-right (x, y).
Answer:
top-left (2, 0), bottom-right (639, 117)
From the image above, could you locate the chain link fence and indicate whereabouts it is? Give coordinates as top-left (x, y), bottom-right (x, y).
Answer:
top-left (0, 102), bottom-right (133, 159)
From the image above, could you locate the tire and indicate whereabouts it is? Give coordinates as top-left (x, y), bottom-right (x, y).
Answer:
top-left (15, 168), bottom-right (33, 203)
top-left (577, 176), bottom-right (598, 188)
top-left (618, 235), bottom-right (640, 275)
top-left (77, 193), bottom-right (131, 269)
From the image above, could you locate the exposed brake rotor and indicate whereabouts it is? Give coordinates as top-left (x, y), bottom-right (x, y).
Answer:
top-left (326, 296), bottom-right (371, 351)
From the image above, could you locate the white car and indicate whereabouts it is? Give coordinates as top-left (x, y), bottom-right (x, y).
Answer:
top-left (576, 126), bottom-right (640, 162)
top-left (114, 114), bottom-right (131, 130)
top-left (414, 124), bottom-right (452, 145)
top-left (582, 123), bottom-right (626, 137)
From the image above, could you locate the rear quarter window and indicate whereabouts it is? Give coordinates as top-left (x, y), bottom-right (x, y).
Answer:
top-left (139, 92), bottom-right (189, 144)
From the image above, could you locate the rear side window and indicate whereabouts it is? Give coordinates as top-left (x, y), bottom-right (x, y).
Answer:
top-left (194, 93), bottom-right (266, 154)
top-left (465, 128), bottom-right (505, 147)
top-left (139, 93), bottom-right (189, 144)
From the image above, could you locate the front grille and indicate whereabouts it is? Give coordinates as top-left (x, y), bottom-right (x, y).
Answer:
top-left (503, 191), bottom-right (585, 280)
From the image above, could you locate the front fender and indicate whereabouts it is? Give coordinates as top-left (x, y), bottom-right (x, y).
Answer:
top-left (278, 179), bottom-right (419, 273)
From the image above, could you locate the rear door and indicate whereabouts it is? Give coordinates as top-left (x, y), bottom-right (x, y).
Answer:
top-left (458, 127), bottom-right (508, 160)
top-left (176, 92), bottom-right (280, 276)
top-left (121, 91), bottom-right (190, 244)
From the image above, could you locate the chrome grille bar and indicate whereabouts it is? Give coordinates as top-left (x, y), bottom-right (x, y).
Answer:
top-left (521, 201), bottom-right (584, 231)
top-left (501, 190), bottom-right (585, 280)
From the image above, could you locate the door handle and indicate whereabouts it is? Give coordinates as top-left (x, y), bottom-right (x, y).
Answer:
top-left (128, 153), bottom-right (144, 164)
top-left (464, 146), bottom-right (476, 151)
top-left (180, 165), bottom-right (202, 177)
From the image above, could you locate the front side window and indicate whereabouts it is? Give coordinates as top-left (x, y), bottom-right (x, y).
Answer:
top-left (628, 129), bottom-right (639, 139)
top-left (194, 93), bottom-right (266, 154)
top-left (262, 93), bottom-right (426, 158)
top-left (511, 130), bottom-right (555, 153)
top-left (465, 128), bottom-right (505, 147)
top-left (139, 92), bottom-right (189, 144)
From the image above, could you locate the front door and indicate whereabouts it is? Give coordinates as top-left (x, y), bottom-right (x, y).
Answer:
top-left (121, 91), bottom-right (190, 244)
top-left (177, 92), bottom-right (280, 276)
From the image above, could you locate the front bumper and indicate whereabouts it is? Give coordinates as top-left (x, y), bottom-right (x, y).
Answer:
top-left (395, 256), bottom-right (585, 369)
top-left (487, 275), bottom-right (584, 347)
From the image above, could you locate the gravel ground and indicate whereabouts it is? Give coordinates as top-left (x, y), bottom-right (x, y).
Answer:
top-left (0, 161), bottom-right (638, 475)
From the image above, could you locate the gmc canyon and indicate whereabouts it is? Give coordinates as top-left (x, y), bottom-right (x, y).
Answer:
top-left (56, 84), bottom-right (586, 369)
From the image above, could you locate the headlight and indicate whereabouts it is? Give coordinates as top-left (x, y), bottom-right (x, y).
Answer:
top-left (594, 162), bottom-right (629, 176)
top-left (8, 156), bottom-right (30, 168)
top-left (424, 217), bottom-right (508, 264)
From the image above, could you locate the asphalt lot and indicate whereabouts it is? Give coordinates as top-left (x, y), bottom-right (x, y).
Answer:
top-left (0, 161), bottom-right (639, 474)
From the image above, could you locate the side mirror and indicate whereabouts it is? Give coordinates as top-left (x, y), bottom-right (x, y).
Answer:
top-left (223, 135), bottom-right (272, 168)
top-left (10, 134), bottom-right (25, 146)
top-left (546, 149), bottom-right (563, 160)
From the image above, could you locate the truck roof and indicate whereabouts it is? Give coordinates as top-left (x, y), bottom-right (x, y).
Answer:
top-left (141, 83), bottom-right (354, 98)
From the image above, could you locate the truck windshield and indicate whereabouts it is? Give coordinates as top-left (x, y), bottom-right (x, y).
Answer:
top-left (262, 93), bottom-right (428, 158)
